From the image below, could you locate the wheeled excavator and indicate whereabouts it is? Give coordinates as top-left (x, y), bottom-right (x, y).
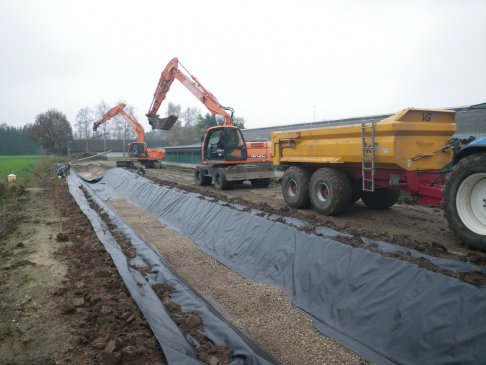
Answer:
top-left (93, 103), bottom-right (165, 168)
top-left (146, 57), bottom-right (274, 190)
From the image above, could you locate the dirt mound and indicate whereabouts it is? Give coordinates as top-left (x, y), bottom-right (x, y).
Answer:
top-left (0, 172), bottom-right (167, 364)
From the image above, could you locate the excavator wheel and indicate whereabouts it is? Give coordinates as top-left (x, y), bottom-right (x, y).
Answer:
top-left (194, 167), bottom-right (212, 186)
top-left (213, 169), bottom-right (234, 190)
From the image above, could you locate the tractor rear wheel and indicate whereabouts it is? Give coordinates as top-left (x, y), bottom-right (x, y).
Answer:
top-left (309, 168), bottom-right (352, 215)
top-left (282, 166), bottom-right (311, 208)
top-left (444, 153), bottom-right (486, 251)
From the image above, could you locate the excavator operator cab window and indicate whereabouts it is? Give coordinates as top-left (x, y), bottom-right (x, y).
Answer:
top-left (204, 128), bottom-right (247, 162)
top-left (129, 143), bottom-right (148, 158)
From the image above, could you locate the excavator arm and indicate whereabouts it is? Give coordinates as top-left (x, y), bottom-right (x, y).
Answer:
top-left (146, 57), bottom-right (234, 129)
top-left (93, 103), bottom-right (145, 143)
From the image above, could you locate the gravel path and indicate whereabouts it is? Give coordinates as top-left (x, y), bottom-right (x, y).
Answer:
top-left (109, 199), bottom-right (364, 365)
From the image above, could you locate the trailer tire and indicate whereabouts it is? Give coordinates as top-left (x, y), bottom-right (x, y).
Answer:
top-left (282, 166), bottom-right (311, 208)
top-left (194, 167), bottom-right (212, 186)
top-left (444, 153), bottom-right (486, 251)
top-left (309, 168), bottom-right (352, 215)
top-left (251, 178), bottom-right (270, 188)
top-left (361, 188), bottom-right (400, 210)
top-left (213, 170), bottom-right (234, 190)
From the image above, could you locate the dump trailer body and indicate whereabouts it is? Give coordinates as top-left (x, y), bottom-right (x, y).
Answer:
top-left (272, 108), bottom-right (456, 171)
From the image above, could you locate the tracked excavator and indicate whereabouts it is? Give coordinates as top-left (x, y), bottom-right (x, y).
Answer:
top-left (93, 103), bottom-right (165, 168)
top-left (146, 57), bottom-right (274, 190)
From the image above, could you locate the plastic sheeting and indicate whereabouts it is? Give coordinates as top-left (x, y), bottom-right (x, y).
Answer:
top-left (87, 169), bottom-right (486, 365)
top-left (68, 174), bottom-right (279, 365)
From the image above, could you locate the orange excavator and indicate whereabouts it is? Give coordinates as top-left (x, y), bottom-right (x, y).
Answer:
top-left (146, 57), bottom-right (274, 189)
top-left (93, 103), bottom-right (166, 168)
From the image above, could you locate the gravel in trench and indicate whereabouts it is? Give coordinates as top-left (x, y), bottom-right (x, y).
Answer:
top-left (108, 199), bottom-right (365, 365)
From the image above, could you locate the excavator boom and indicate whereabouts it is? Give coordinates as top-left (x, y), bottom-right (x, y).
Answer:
top-left (93, 103), bottom-right (165, 164)
top-left (94, 103), bottom-right (145, 143)
top-left (146, 57), bottom-right (234, 129)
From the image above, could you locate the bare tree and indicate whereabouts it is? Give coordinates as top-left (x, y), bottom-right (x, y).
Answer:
top-left (94, 100), bottom-right (110, 151)
top-left (75, 107), bottom-right (94, 153)
top-left (180, 106), bottom-right (200, 144)
top-left (75, 106), bottom-right (93, 140)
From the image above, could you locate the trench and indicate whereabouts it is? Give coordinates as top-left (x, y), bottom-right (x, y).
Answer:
top-left (68, 173), bottom-right (279, 365)
top-left (71, 168), bottom-right (486, 365)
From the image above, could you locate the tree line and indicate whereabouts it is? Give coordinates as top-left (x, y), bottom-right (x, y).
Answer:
top-left (0, 124), bottom-right (41, 155)
top-left (3, 101), bottom-right (246, 155)
top-left (77, 101), bottom-right (245, 147)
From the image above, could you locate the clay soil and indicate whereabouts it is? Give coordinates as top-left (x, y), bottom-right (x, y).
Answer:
top-left (0, 172), bottom-right (166, 364)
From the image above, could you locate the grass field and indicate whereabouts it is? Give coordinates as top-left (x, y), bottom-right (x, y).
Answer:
top-left (0, 156), bottom-right (43, 184)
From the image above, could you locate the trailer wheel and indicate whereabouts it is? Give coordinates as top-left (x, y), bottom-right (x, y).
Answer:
top-left (213, 170), bottom-right (234, 190)
top-left (444, 153), bottom-right (486, 251)
top-left (251, 178), bottom-right (270, 188)
top-left (361, 188), bottom-right (400, 210)
top-left (309, 168), bottom-right (352, 215)
top-left (282, 166), bottom-right (311, 208)
top-left (194, 167), bottom-right (212, 186)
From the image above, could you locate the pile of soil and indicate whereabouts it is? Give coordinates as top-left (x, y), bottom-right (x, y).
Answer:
top-left (0, 173), bottom-right (167, 364)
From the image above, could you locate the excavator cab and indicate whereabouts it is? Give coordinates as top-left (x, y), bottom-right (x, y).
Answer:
top-left (204, 127), bottom-right (247, 163)
top-left (128, 142), bottom-right (148, 158)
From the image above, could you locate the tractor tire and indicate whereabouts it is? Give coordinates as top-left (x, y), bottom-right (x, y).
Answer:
top-left (213, 169), bottom-right (234, 190)
top-left (194, 166), bottom-right (212, 186)
top-left (282, 166), bottom-right (311, 208)
top-left (361, 188), bottom-right (400, 210)
top-left (250, 178), bottom-right (270, 188)
top-left (443, 153), bottom-right (486, 251)
top-left (309, 168), bottom-right (352, 215)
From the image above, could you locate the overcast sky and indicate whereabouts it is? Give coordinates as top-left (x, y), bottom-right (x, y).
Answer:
top-left (1, 0), bottom-right (485, 131)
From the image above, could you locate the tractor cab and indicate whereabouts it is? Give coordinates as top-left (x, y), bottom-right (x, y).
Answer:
top-left (203, 126), bottom-right (247, 163)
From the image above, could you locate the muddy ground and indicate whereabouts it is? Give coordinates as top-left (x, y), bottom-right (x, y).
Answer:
top-left (0, 172), bottom-right (166, 364)
top-left (143, 165), bottom-right (486, 284)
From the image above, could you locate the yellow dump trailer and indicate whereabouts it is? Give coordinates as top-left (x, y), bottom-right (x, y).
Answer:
top-left (271, 108), bottom-right (486, 250)
top-left (272, 108), bottom-right (456, 172)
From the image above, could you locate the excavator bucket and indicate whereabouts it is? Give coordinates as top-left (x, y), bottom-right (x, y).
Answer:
top-left (148, 115), bottom-right (179, 130)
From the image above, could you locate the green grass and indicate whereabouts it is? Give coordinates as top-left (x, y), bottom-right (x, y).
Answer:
top-left (0, 156), bottom-right (43, 184)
